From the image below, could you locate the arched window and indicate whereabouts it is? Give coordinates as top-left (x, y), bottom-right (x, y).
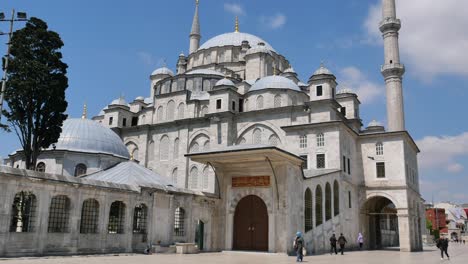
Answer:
top-left (174, 207), bottom-right (185, 236)
top-left (268, 135), bottom-right (279, 146)
top-left (238, 137), bottom-right (246, 145)
top-left (147, 140), bottom-right (154, 162)
top-left (74, 163), bottom-right (87, 177)
top-left (80, 199), bottom-right (99, 234)
top-left (315, 185), bottom-right (323, 226)
top-left (131, 148), bottom-right (139, 161)
top-left (174, 138), bottom-right (180, 159)
top-left (133, 204), bottom-right (148, 234)
top-left (304, 188), bottom-right (313, 232)
top-left (274, 94), bottom-right (282, 107)
top-left (376, 142), bottom-right (384, 155)
top-left (190, 142), bottom-right (200, 153)
top-left (325, 183), bottom-right (332, 221)
top-left (203, 140), bottom-right (210, 151)
top-left (36, 162), bottom-right (46, 172)
top-left (160, 135), bottom-right (169, 161)
top-left (172, 168), bottom-right (178, 186)
top-left (253, 128), bottom-right (262, 144)
top-left (190, 166), bottom-right (199, 189)
top-left (333, 181), bottom-right (340, 216)
top-left (157, 106), bottom-right (164, 122)
top-left (317, 133), bottom-right (325, 147)
top-left (177, 103), bottom-right (185, 119)
top-left (203, 166), bottom-right (209, 190)
top-left (48, 195), bottom-right (71, 233)
top-left (10, 191), bottom-right (36, 232)
top-left (108, 201), bottom-right (126, 234)
top-left (256, 95), bottom-right (264, 110)
top-left (167, 100), bottom-right (175, 120)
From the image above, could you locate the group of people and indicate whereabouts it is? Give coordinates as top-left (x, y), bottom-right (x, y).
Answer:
top-left (293, 232), bottom-right (364, 262)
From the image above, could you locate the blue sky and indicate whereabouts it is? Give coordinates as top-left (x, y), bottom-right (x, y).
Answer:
top-left (0, 0), bottom-right (467, 203)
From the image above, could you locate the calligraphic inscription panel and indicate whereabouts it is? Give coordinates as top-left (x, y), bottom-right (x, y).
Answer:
top-left (232, 176), bottom-right (270, 188)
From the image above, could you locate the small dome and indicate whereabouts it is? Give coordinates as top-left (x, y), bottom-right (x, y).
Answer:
top-left (47, 118), bottom-right (130, 159)
top-left (110, 97), bottom-right (128, 106)
top-left (215, 78), bottom-right (235, 87)
top-left (337, 88), bottom-right (354, 94)
top-left (298, 82), bottom-right (308, 87)
top-left (151, 67), bottom-right (174, 76)
top-left (250, 75), bottom-right (301, 92)
top-left (246, 44), bottom-right (272, 56)
top-left (135, 96), bottom-right (144, 101)
top-left (199, 32), bottom-right (275, 52)
top-left (283, 67), bottom-right (296, 74)
top-left (367, 119), bottom-right (383, 127)
top-left (313, 64), bottom-right (334, 76)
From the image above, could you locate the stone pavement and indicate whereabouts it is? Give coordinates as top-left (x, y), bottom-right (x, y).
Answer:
top-left (2, 245), bottom-right (468, 264)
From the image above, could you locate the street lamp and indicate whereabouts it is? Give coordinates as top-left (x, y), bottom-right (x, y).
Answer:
top-left (0, 9), bottom-right (28, 124)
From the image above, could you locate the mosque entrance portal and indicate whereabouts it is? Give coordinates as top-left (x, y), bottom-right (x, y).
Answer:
top-left (363, 196), bottom-right (400, 249)
top-left (233, 195), bottom-right (268, 251)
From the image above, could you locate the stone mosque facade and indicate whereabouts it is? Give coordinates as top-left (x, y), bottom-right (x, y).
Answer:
top-left (0, 0), bottom-right (424, 257)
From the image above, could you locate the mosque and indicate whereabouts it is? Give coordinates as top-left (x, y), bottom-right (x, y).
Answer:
top-left (0, 0), bottom-right (424, 256)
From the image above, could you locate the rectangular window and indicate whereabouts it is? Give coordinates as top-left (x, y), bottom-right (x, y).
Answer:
top-left (299, 135), bottom-right (307, 149)
top-left (109, 117), bottom-right (113, 126)
top-left (300, 155), bottom-right (308, 169)
top-left (343, 156), bottom-right (346, 172)
top-left (376, 162), bottom-right (386, 178)
top-left (216, 99), bottom-right (222, 109)
top-left (341, 107), bottom-right (346, 116)
top-left (347, 158), bottom-right (351, 175)
top-left (231, 101), bottom-right (236, 111)
top-left (131, 117), bottom-right (138, 126)
top-left (122, 118), bottom-right (127, 127)
top-left (348, 191), bottom-right (352, 208)
top-left (316, 85), bottom-right (323, 96)
top-left (239, 99), bottom-right (244, 112)
top-left (316, 154), bottom-right (325, 169)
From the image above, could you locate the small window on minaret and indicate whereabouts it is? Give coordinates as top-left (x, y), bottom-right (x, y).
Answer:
top-left (316, 86), bottom-right (323, 96)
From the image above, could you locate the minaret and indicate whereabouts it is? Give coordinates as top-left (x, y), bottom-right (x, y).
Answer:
top-left (189, 0), bottom-right (201, 54)
top-left (380, 0), bottom-right (405, 131)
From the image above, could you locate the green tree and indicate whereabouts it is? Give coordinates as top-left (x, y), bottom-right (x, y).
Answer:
top-left (2, 17), bottom-right (68, 169)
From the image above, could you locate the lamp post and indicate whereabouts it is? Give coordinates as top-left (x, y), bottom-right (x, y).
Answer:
top-left (0, 9), bottom-right (28, 124)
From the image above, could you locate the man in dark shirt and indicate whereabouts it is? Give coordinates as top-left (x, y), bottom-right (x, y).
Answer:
top-left (338, 233), bottom-right (348, 255)
top-left (330, 234), bottom-right (338, 255)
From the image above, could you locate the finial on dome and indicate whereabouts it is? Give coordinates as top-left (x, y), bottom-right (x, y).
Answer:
top-left (235, 16), bottom-right (239, 33)
top-left (81, 103), bottom-right (87, 119)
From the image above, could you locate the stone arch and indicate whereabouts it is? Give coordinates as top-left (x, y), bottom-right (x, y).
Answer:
top-left (189, 133), bottom-right (210, 151)
top-left (229, 190), bottom-right (273, 214)
top-left (189, 129), bottom-right (211, 144)
top-left (167, 100), bottom-right (175, 120)
top-left (236, 123), bottom-right (282, 145)
top-left (237, 121), bottom-right (284, 141)
top-left (365, 192), bottom-right (401, 209)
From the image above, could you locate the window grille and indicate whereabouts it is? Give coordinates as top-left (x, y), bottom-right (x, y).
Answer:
top-left (316, 154), bottom-right (325, 169)
top-left (48, 195), bottom-right (71, 233)
top-left (190, 142), bottom-right (200, 153)
top-left (174, 207), bottom-right (185, 236)
top-left (108, 201), bottom-right (126, 234)
top-left (167, 101), bottom-right (175, 120)
top-left (304, 188), bottom-right (313, 232)
top-left (160, 136), bottom-right (169, 160)
top-left (274, 95), bottom-right (282, 107)
top-left (80, 199), bottom-right (99, 234)
top-left (36, 162), bottom-right (46, 172)
top-left (239, 137), bottom-right (246, 145)
top-left (333, 181), bottom-right (339, 216)
top-left (315, 186), bottom-right (323, 226)
top-left (325, 183), bottom-right (332, 221)
top-left (317, 133), bottom-right (325, 147)
top-left (376, 142), bottom-right (384, 155)
top-left (376, 162), bottom-right (386, 178)
top-left (256, 95), bottom-right (264, 110)
top-left (74, 163), bottom-right (87, 176)
top-left (203, 166), bottom-right (209, 190)
top-left (190, 166), bottom-right (199, 189)
top-left (300, 135), bottom-right (307, 148)
top-left (133, 204), bottom-right (148, 234)
top-left (253, 129), bottom-right (262, 144)
top-left (10, 191), bottom-right (36, 232)
top-left (269, 135), bottom-right (279, 146)
top-left (203, 140), bottom-right (210, 151)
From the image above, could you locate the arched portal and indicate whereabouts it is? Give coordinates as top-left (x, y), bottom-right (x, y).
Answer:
top-left (233, 195), bottom-right (268, 251)
top-left (362, 196), bottom-right (399, 249)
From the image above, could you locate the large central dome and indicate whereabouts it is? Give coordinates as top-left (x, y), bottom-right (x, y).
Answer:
top-left (199, 32), bottom-right (275, 52)
top-left (48, 118), bottom-right (130, 159)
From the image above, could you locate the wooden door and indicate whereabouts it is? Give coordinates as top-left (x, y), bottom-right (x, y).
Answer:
top-left (233, 195), bottom-right (268, 251)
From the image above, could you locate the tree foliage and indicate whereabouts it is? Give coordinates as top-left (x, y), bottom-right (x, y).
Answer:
top-left (2, 17), bottom-right (68, 169)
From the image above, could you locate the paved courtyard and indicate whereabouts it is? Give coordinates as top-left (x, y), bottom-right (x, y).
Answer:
top-left (2, 245), bottom-right (468, 264)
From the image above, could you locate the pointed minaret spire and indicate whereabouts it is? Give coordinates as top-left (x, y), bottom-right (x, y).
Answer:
top-left (189, 0), bottom-right (201, 54)
top-left (81, 103), bottom-right (87, 119)
top-left (235, 16), bottom-right (239, 33)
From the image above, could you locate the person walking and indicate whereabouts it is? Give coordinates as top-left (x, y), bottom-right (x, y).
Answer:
top-left (338, 233), bottom-right (347, 255)
top-left (357, 233), bottom-right (364, 250)
top-left (294, 231), bottom-right (305, 262)
top-left (437, 237), bottom-right (450, 260)
top-left (330, 234), bottom-right (338, 255)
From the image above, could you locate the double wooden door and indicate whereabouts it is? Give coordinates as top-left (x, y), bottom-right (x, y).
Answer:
top-left (233, 195), bottom-right (268, 251)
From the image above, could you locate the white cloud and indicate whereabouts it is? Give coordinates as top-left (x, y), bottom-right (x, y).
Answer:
top-left (136, 51), bottom-right (155, 66)
top-left (260, 13), bottom-right (286, 30)
top-left (224, 3), bottom-right (245, 16)
top-left (339, 66), bottom-right (385, 104)
top-left (364, 0), bottom-right (468, 78)
top-left (417, 132), bottom-right (468, 173)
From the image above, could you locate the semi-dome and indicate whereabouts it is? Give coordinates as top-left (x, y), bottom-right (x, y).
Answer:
top-left (48, 118), bottom-right (130, 159)
top-left (151, 67), bottom-right (174, 76)
top-left (215, 78), bottom-right (235, 87)
top-left (199, 32), bottom-right (275, 52)
top-left (250, 75), bottom-right (301, 92)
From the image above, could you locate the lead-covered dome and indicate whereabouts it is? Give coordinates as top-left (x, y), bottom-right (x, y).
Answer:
top-left (199, 32), bottom-right (275, 52)
top-left (48, 118), bottom-right (130, 159)
top-left (151, 67), bottom-right (174, 76)
top-left (250, 75), bottom-right (301, 92)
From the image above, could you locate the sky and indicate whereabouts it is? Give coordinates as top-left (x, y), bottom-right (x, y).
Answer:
top-left (0, 0), bottom-right (467, 203)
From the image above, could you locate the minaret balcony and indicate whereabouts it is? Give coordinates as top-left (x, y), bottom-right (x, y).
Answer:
top-left (379, 17), bottom-right (401, 32)
top-left (381, 63), bottom-right (405, 78)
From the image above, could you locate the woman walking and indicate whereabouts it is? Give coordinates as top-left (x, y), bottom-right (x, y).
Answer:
top-left (294, 231), bottom-right (305, 262)
top-left (357, 233), bottom-right (364, 250)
